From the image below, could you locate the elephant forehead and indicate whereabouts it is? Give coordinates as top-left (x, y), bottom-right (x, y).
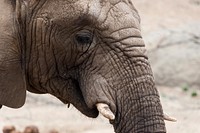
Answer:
top-left (38, 0), bottom-right (87, 20)
top-left (38, 0), bottom-right (94, 22)
top-left (87, 0), bottom-right (140, 29)
top-left (37, 0), bottom-right (139, 29)
top-left (97, 2), bottom-right (140, 33)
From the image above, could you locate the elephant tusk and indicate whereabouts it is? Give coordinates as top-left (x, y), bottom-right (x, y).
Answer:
top-left (96, 103), bottom-right (115, 120)
top-left (164, 113), bottom-right (177, 122)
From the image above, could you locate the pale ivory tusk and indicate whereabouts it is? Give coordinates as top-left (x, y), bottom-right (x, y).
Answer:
top-left (96, 103), bottom-right (176, 122)
top-left (164, 113), bottom-right (177, 122)
top-left (96, 103), bottom-right (115, 120)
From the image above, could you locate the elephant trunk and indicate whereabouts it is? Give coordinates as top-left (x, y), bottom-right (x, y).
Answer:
top-left (112, 61), bottom-right (166, 133)
top-left (78, 37), bottom-right (166, 132)
top-left (80, 57), bottom-right (166, 132)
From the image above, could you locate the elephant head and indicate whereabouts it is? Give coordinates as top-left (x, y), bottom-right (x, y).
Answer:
top-left (0, 0), bottom-right (175, 132)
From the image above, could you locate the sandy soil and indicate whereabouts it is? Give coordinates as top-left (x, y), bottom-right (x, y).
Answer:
top-left (1, 0), bottom-right (200, 132)
top-left (159, 86), bottom-right (200, 133)
top-left (0, 93), bottom-right (114, 133)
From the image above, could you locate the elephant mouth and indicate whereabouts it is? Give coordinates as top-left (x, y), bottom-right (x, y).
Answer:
top-left (62, 79), bottom-right (99, 118)
top-left (70, 79), bottom-right (116, 120)
top-left (58, 78), bottom-right (116, 120)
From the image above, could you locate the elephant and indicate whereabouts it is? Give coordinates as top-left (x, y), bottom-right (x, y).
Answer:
top-left (0, 0), bottom-right (176, 132)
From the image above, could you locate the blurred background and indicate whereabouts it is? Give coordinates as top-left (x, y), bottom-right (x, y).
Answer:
top-left (1, 0), bottom-right (200, 132)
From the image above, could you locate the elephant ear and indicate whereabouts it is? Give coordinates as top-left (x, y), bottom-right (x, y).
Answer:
top-left (0, 0), bottom-right (26, 108)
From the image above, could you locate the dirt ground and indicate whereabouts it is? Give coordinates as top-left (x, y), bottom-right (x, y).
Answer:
top-left (1, 0), bottom-right (200, 133)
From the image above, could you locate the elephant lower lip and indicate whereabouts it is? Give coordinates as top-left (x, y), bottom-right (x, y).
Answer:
top-left (71, 101), bottom-right (99, 118)
top-left (61, 99), bottom-right (98, 118)
top-left (62, 99), bottom-right (98, 118)
top-left (62, 98), bottom-right (99, 118)
top-left (82, 107), bottom-right (99, 118)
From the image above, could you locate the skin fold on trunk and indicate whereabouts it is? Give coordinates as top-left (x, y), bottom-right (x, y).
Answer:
top-left (112, 58), bottom-right (166, 133)
top-left (79, 43), bottom-right (167, 132)
top-left (114, 75), bottom-right (166, 132)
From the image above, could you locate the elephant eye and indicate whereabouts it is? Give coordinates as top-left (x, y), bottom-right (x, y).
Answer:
top-left (75, 31), bottom-right (93, 45)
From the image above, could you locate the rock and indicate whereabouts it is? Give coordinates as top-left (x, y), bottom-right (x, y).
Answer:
top-left (11, 131), bottom-right (21, 133)
top-left (190, 0), bottom-right (200, 5)
top-left (146, 23), bottom-right (200, 88)
top-left (23, 126), bottom-right (39, 133)
top-left (48, 129), bottom-right (59, 133)
top-left (134, 0), bottom-right (200, 89)
top-left (3, 126), bottom-right (16, 133)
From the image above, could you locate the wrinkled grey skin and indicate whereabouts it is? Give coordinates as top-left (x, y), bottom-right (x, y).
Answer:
top-left (0, 0), bottom-right (166, 132)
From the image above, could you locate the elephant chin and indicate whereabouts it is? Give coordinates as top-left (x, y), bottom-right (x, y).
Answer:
top-left (76, 104), bottom-right (99, 118)
top-left (60, 95), bottom-right (99, 118)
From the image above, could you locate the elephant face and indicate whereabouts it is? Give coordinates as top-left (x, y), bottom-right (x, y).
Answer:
top-left (0, 0), bottom-right (168, 132)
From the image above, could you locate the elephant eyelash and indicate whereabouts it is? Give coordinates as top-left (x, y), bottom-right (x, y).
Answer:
top-left (75, 31), bottom-right (93, 45)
